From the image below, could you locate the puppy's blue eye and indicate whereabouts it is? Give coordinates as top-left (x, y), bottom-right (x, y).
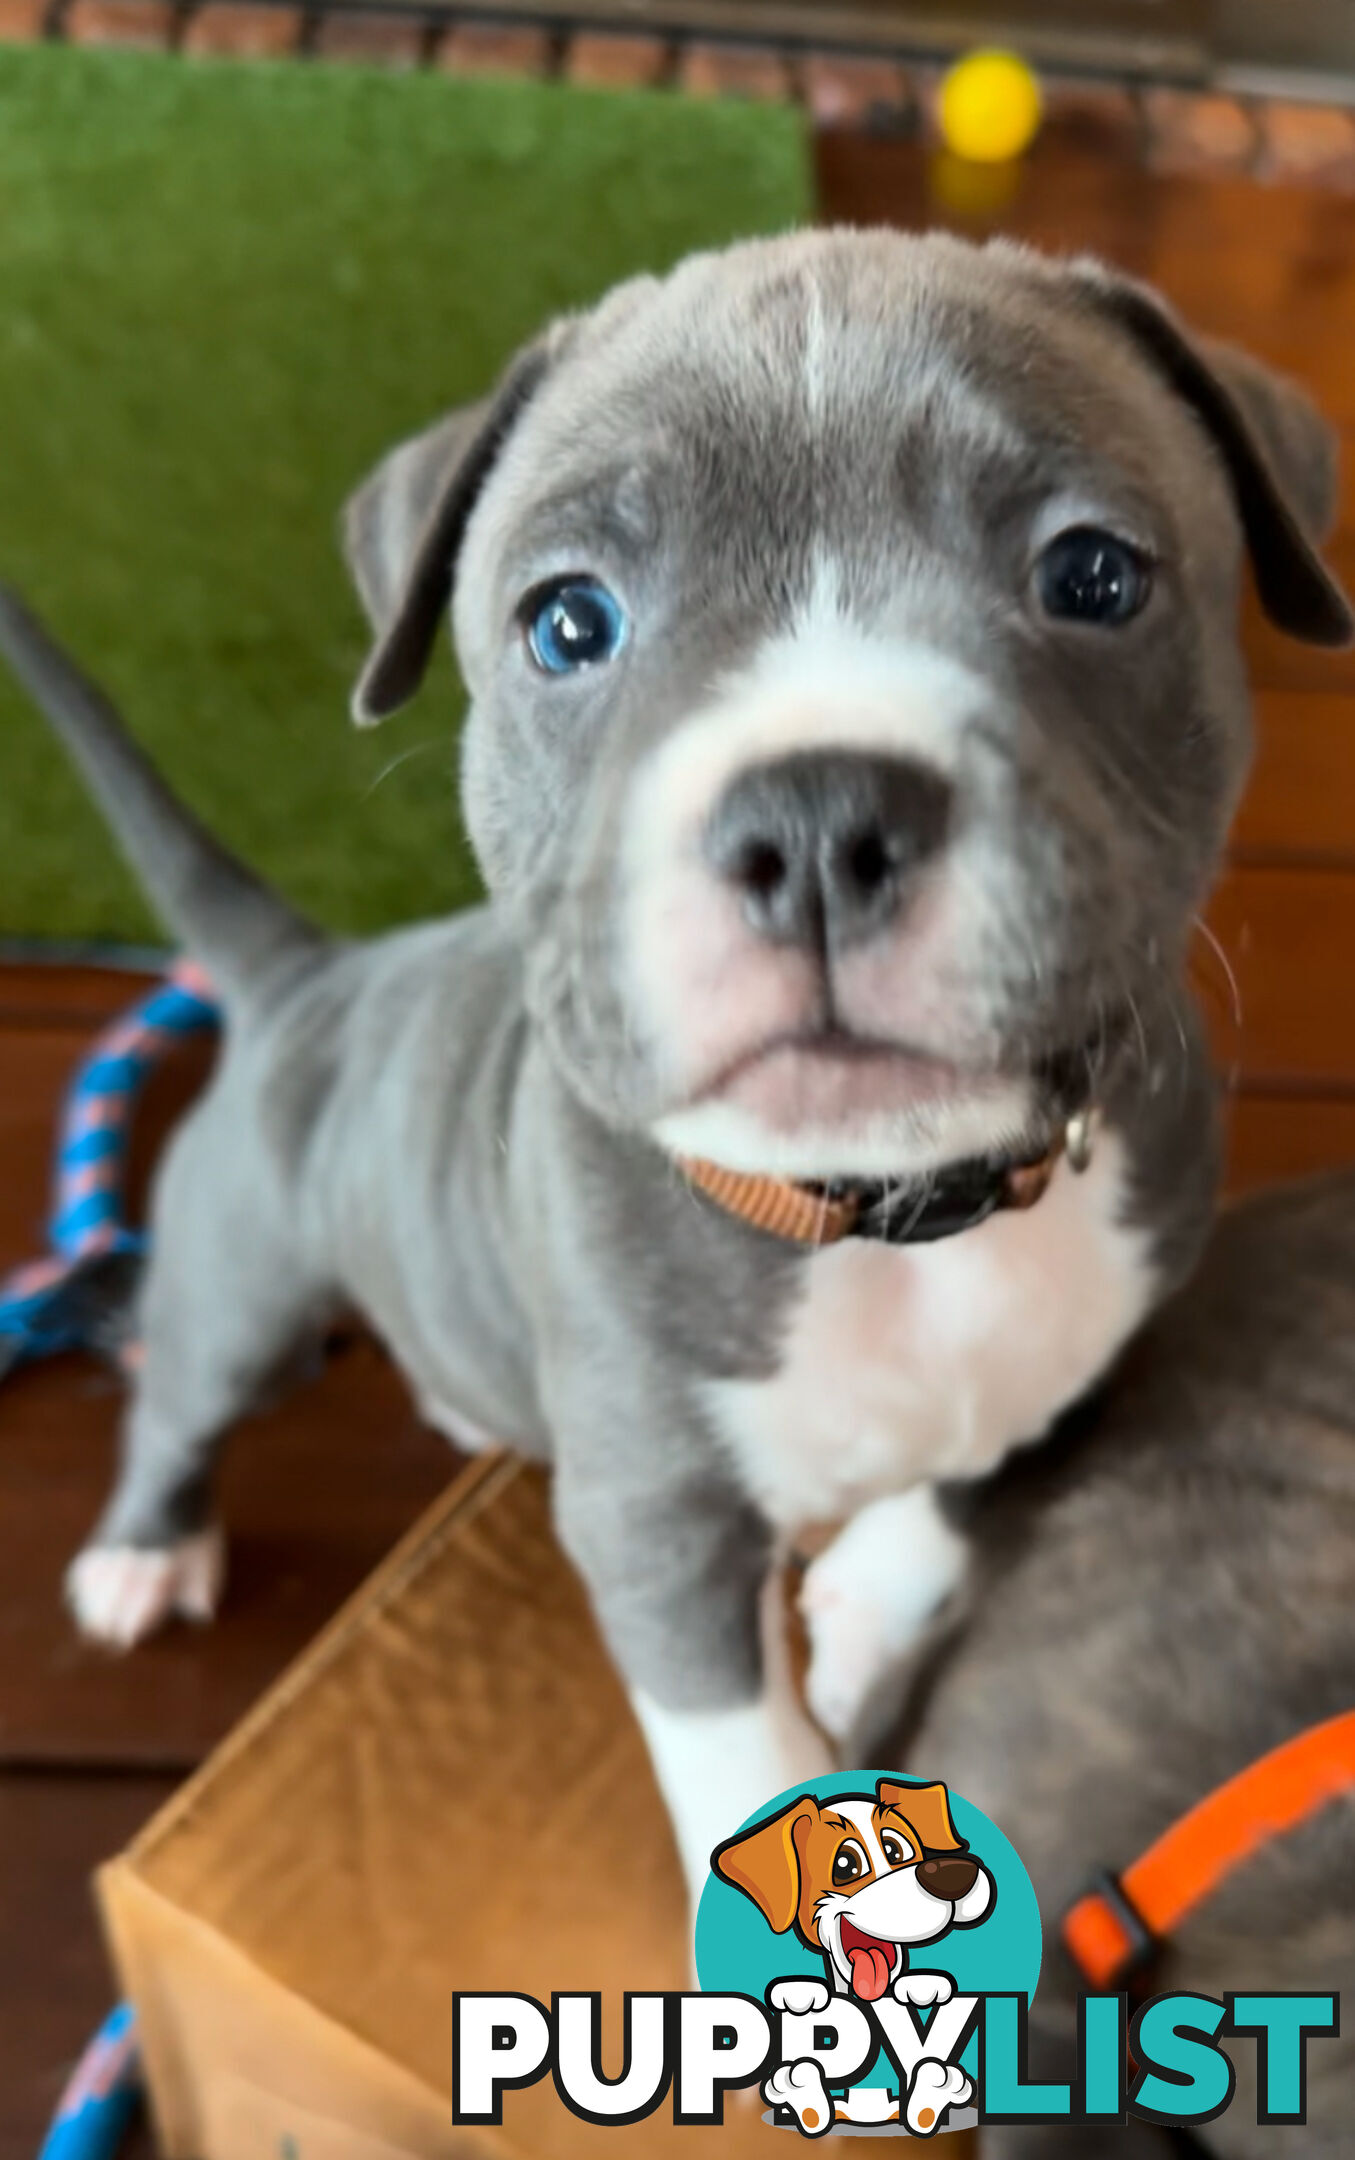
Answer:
top-left (1037, 528), bottom-right (1151, 626)
top-left (525, 578), bottom-right (626, 674)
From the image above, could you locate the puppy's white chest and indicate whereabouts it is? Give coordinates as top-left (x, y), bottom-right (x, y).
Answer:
top-left (707, 1137), bottom-right (1153, 1531)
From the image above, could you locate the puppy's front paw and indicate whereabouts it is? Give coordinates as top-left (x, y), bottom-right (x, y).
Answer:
top-left (893, 1971), bottom-right (953, 2009)
top-left (769, 1978), bottom-right (831, 2017)
top-left (763, 2059), bottom-right (833, 2138)
top-left (66, 1528), bottom-right (224, 1649)
top-left (800, 1570), bottom-right (895, 1743)
top-left (799, 1491), bottom-right (966, 1747)
top-left (906, 2059), bottom-right (971, 2136)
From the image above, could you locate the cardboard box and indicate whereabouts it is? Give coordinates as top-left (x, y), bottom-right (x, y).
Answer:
top-left (99, 1453), bottom-right (764, 2158)
top-left (99, 1450), bottom-right (977, 2156)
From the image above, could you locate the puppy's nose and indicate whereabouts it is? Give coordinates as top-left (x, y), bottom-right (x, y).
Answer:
top-left (704, 749), bottom-right (950, 950)
top-left (918, 1855), bottom-right (978, 1902)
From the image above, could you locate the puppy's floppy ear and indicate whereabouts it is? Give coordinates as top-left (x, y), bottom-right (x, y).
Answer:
top-left (878, 1779), bottom-right (964, 1855)
top-left (1195, 335), bottom-right (1344, 544)
top-left (343, 333), bottom-right (561, 726)
top-left (1074, 263), bottom-right (1353, 649)
top-left (712, 1796), bottom-right (819, 1934)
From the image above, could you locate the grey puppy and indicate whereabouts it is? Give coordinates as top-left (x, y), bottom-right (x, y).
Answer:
top-left (910, 1168), bottom-right (1355, 2157)
top-left (2, 229), bottom-right (1349, 1900)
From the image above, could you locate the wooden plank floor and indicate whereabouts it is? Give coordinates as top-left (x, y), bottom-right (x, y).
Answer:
top-left (4, 123), bottom-right (1355, 2160)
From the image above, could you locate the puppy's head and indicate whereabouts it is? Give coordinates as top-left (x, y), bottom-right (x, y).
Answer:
top-left (712, 1778), bottom-right (993, 1999)
top-left (344, 232), bottom-right (1351, 1178)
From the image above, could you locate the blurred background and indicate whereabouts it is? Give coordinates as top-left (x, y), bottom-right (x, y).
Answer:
top-left (1, 5), bottom-right (1354, 2153)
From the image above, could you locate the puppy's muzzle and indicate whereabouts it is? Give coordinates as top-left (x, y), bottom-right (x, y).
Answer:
top-left (704, 749), bottom-right (952, 952)
top-left (917, 1854), bottom-right (979, 1902)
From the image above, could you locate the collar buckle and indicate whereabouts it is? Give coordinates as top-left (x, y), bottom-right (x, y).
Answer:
top-left (1064, 1869), bottom-right (1159, 1994)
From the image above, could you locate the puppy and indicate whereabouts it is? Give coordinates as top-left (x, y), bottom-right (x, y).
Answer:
top-left (715, 1777), bottom-right (991, 2131)
top-left (2, 230), bottom-right (1349, 1906)
top-left (905, 1169), bottom-right (1355, 2157)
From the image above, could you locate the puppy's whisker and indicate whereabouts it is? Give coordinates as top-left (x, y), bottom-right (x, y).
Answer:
top-left (1106, 955), bottom-right (1151, 1080)
top-left (1068, 726), bottom-right (1189, 854)
top-left (897, 1181), bottom-right (934, 1239)
top-left (1192, 914), bottom-right (1243, 1032)
top-left (360, 738), bottom-right (444, 800)
top-left (1126, 989), bottom-right (1150, 1076)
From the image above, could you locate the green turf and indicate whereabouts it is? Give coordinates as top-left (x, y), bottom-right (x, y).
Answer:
top-left (0, 45), bottom-right (809, 943)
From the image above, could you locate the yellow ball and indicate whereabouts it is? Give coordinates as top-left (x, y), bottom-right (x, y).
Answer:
top-left (938, 48), bottom-right (1043, 165)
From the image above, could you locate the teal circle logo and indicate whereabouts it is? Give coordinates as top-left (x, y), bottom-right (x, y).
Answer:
top-left (694, 1772), bottom-right (1040, 2133)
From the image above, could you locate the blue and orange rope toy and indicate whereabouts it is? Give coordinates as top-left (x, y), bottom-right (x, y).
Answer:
top-left (1, 961), bottom-right (222, 2151)
top-left (37, 2007), bottom-right (142, 2160)
top-left (0, 958), bottom-right (220, 1377)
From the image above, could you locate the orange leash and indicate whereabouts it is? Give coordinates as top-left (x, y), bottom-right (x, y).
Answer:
top-left (1064, 1708), bottom-right (1355, 1989)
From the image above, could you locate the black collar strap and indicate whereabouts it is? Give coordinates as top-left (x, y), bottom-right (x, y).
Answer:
top-left (679, 1115), bottom-right (1093, 1249)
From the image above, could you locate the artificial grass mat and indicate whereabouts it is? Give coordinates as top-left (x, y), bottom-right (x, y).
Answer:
top-left (0, 44), bottom-right (809, 944)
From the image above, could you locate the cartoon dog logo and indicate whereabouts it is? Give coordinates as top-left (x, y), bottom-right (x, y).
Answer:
top-left (713, 1778), bottom-right (994, 2135)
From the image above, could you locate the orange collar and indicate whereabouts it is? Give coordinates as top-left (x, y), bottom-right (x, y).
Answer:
top-left (1064, 1708), bottom-right (1355, 1990)
top-left (677, 1132), bottom-right (1070, 1249)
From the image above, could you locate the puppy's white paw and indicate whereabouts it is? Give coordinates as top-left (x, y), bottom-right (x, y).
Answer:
top-left (800, 1573), bottom-right (898, 1743)
top-left (769, 1978), bottom-right (831, 2017)
top-left (799, 1492), bottom-right (966, 1745)
top-left (66, 1528), bottom-right (224, 1649)
top-left (893, 1971), bottom-right (954, 2009)
top-left (763, 2059), bottom-right (833, 2138)
top-left (905, 2058), bottom-right (971, 2137)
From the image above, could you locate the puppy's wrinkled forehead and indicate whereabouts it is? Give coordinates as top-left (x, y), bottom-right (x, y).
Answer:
top-left (452, 235), bottom-right (1183, 676)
